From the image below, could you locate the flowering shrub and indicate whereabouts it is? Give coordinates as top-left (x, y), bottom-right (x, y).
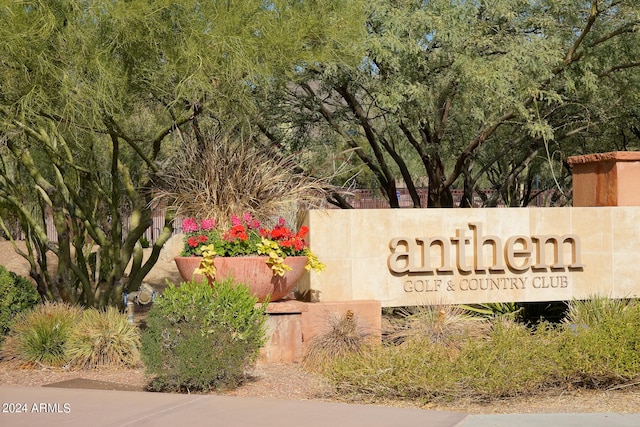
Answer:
top-left (179, 213), bottom-right (324, 276)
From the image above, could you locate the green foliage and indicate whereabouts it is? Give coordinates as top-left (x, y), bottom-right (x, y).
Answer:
top-left (0, 265), bottom-right (40, 340)
top-left (0, 0), bottom-right (365, 308)
top-left (323, 298), bottom-right (640, 404)
top-left (559, 298), bottom-right (640, 385)
top-left (328, 338), bottom-right (461, 401)
top-left (261, 0), bottom-right (640, 207)
top-left (455, 321), bottom-right (564, 399)
top-left (141, 278), bottom-right (267, 393)
top-left (139, 236), bottom-right (150, 249)
top-left (460, 303), bottom-right (524, 321)
top-left (0, 303), bottom-right (82, 367)
top-left (563, 296), bottom-right (631, 327)
top-left (65, 307), bottom-right (141, 369)
top-left (1, 303), bottom-right (140, 369)
top-left (327, 321), bottom-right (564, 402)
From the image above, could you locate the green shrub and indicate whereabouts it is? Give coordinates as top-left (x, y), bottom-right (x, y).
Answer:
top-left (65, 307), bottom-right (141, 369)
top-left (564, 296), bottom-right (631, 328)
top-left (327, 320), bottom-right (561, 402)
top-left (324, 302), bottom-right (640, 404)
top-left (559, 297), bottom-right (640, 386)
top-left (455, 321), bottom-right (563, 398)
top-left (328, 339), bottom-right (460, 401)
top-left (0, 265), bottom-right (40, 340)
top-left (0, 302), bottom-right (81, 367)
top-left (141, 278), bottom-right (267, 393)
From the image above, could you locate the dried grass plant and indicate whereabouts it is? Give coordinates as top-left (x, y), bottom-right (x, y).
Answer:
top-left (302, 310), bottom-right (372, 373)
top-left (65, 307), bottom-right (141, 369)
top-left (153, 125), bottom-right (329, 228)
top-left (383, 304), bottom-right (491, 349)
top-left (0, 302), bottom-right (82, 367)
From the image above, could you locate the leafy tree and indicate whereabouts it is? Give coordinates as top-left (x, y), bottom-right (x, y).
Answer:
top-left (0, 0), bottom-right (365, 307)
top-left (260, 0), bottom-right (640, 207)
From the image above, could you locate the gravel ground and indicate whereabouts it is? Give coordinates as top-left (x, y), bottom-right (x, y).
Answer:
top-left (2, 362), bottom-right (640, 414)
top-left (2, 241), bottom-right (640, 414)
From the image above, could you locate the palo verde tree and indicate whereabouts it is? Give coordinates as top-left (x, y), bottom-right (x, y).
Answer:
top-left (0, 0), bottom-right (365, 307)
top-left (259, 0), bottom-right (640, 207)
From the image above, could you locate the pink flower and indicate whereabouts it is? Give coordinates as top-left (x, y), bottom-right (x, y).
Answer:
top-left (182, 217), bottom-right (199, 233)
top-left (231, 214), bottom-right (241, 227)
top-left (277, 217), bottom-right (286, 227)
top-left (200, 218), bottom-right (215, 231)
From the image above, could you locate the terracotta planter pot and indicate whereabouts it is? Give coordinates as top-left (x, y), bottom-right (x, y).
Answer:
top-left (173, 256), bottom-right (308, 302)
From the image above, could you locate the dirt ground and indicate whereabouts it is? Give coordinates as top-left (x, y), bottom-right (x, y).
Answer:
top-left (1, 240), bottom-right (640, 414)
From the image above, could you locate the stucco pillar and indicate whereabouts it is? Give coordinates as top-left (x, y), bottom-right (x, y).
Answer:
top-left (568, 151), bottom-right (640, 207)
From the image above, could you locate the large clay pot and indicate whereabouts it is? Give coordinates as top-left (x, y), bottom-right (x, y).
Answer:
top-left (173, 256), bottom-right (308, 302)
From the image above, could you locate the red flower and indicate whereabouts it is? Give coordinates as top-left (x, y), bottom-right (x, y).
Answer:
top-left (293, 239), bottom-right (305, 251)
top-left (279, 239), bottom-right (294, 248)
top-left (296, 226), bottom-right (309, 239)
top-left (198, 235), bottom-right (208, 243)
top-left (225, 224), bottom-right (248, 241)
top-left (271, 226), bottom-right (291, 240)
top-left (187, 236), bottom-right (199, 247)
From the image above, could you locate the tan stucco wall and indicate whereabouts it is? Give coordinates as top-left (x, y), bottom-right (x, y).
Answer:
top-left (298, 208), bottom-right (640, 307)
top-left (569, 151), bottom-right (640, 206)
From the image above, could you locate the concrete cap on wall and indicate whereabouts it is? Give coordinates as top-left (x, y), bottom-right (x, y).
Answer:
top-left (568, 151), bottom-right (640, 165)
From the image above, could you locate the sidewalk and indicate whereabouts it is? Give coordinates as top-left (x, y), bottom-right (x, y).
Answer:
top-left (1, 385), bottom-right (639, 427)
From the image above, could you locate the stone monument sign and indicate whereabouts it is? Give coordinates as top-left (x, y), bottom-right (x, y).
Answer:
top-left (299, 207), bottom-right (640, 307)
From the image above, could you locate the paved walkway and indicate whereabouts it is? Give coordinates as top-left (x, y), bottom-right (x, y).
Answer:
top-left (1, 385), bottom-right (639, 427)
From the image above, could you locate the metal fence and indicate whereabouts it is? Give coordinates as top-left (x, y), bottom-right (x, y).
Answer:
top-left (343, 188), bottom-right (560, 209)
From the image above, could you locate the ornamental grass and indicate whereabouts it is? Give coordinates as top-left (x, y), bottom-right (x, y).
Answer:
top-left (153, 122), bottom-right (329, 228)
top-left (65, 307), bottom-right (141, 369)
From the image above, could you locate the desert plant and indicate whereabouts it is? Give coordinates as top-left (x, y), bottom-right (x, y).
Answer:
top-left (563, 296), bottom-right (632, 327)
top-left (455, 320), bottom-right (563, 399)
top-left (0, 265), bottom-right (40, 340)
top-left (153, 123), bottom-right (328, 228)
top-left (139, 236), bottom-right (150, 249)
top-left (326, 319), bottom-right (564, 402)
top-left (303, 310), bottom-right (371, 372)
top-left (325, 303), bottom-right (640, 404)
top-left (327, 334), bottom-right (462, 401)
top-left (65, 307), bottom-right (141, 369)
top-left (141, 278), bottom-right (267, 393)
top-left (0, 302), bottom-right (81, 367)
top-left (383, 304), bottom-right (490, 348)
top-left (459, 302), bottom-right (524, 321)
top-left (557, 297), bottom-right (640, 386)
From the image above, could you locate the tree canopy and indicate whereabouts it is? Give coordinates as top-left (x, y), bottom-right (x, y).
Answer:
top-left (0, 0), bottom-right (366, 306)
top-left (259, 0), bottom-right (640, 207)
